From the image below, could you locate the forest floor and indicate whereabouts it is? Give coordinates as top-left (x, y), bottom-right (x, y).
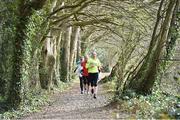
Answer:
top-left (21, 73), bottom-right (129, 119)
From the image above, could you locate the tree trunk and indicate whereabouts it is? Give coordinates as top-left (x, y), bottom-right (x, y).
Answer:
top-left (165, 0), bottom-right (180, 60)
top-left (60, 26), bottom-right (72, 82)
top-left (39, 0), bottom-right (58, 90)
top-left (53, 31), bottom-right (62, 86)
top-left (8, 0), bottom-right (47, 108)
top-left (76, 35), bottom-right (81, 61)
top-left (126, 0), bottom-right (178, 95)
top-left (69, 26), bottom-right (80, 75)
top-left (29, 49), bottom-right (41, 90)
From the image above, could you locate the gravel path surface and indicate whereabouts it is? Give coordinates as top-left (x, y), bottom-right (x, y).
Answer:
top-left (21, 74), bottom-right (128, 119)
top-left (22, 85), bottom-right (113, 119)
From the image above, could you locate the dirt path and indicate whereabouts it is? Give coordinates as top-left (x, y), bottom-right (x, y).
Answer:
top-left (21, 73), bottom-right (128, 119)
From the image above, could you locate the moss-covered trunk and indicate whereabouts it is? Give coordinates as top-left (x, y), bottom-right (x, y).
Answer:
top-left (8, 0), bottom-right (47, 108)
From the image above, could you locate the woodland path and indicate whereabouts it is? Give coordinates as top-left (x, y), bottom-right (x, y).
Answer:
top-left (21, 73), bottom-right (128, 119)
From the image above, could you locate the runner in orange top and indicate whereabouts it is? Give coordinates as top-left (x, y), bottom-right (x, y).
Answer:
top-left (81, 55), bottom-right (89, 94)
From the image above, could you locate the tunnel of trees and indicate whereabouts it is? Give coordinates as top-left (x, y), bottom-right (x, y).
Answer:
top-left (0, 0), bottom-right (179, 119)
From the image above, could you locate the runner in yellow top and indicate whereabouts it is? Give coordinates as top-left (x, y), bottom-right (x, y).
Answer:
top-left (86, 51), bottom-right (101, 99)
top-left (86, 57), bottom-right (101, 73)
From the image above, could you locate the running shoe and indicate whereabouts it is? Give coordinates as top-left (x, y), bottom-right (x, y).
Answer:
top-left (93, 94), bottom-right (96, 99)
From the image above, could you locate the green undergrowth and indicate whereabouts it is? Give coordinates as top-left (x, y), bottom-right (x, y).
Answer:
top-left (103, 79), bottom-right (179, 119)
top-left (116, 89), bottom-right (179, 119)
top-left (0, 79), bottom-right (76, 120)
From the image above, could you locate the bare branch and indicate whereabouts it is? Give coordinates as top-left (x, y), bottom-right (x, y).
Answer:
top-left (69, 18), bottom-right (112, 27)
top-left (48, 0), bottom-right (86, 18)
top-left (49, 0), bottom-right (96, 23)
